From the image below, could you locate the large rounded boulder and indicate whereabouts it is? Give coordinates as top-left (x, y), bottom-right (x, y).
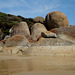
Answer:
top-left (5, 35), bottom-right (30, 47)
top-left (45, 11), bottom-right (69, 30)
top-left (33, 16), bottom-right (45, 23)
top-left (31, 23), bottom-right (47, 41)
top-left (9, 22), bottom-right (30, 37)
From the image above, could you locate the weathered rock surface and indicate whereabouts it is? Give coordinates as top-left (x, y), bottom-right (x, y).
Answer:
top-left (31, 23), bottom-right (47, 41)
top-left (0, 41), bottom-right (4, 52)
top-left (33, 16), bottom-right (45, 23)
top-left (45, 11), bottom-right (69, 30)
top-left (23, 46), bottom-right (75, 56)
top-left (3, 46), bottom-right (28, 55)
top-left (3, 45), bottom-right (75, 56)
top-left (0, 41), bottom-right (4, 46)
top-left (4, 35), bottom-right (30, 47)
top-left (4, 35), bottom-right (11, 40)
top-left (9, 22), bottom-right (30, 37)
top-left (41, 31), bottom-right (57, 38)
top-left (50, 26), bottom-right (75, 44)
top-left (34, 38), bottom-right (73, 46)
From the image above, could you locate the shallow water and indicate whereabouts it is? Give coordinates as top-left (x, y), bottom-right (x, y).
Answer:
top-left (0, 55), bottom-right (75, 75)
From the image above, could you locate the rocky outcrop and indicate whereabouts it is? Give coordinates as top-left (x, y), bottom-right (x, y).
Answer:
top-left (3, 45), bottom-right (75, 56)
top-left (50, 26), bottom-right (75, 44)
top-left (23, 46), bottom-right (75, 56)
top-left (4, 35), bottom-right (30, 47)
top-left (34, 38), bottom-right (73, 46)
top-left (9, 22), bottom-right (30, 37)
top-left (31, 23), bottom-right (47, 41)
top-left (45, 11), bottom-right (69, 30)
top-left (33, 16), bottom-right (45, 23)
top-left (41, 31), bottom-right (57, 38)
top-left (0, 11), bottom-right (75, 56)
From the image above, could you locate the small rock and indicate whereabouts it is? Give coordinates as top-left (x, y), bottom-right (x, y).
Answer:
top-left (33, 16), bottom-right (45, 23)
top-left (41, 31), bottom-right (57, 38)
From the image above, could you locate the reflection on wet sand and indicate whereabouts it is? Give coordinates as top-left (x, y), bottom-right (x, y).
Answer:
top-left (0, 56), bottom-right (75, 75)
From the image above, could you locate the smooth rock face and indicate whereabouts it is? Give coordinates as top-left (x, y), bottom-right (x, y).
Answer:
top-left (9, 22), bottom-right (30, 37)
top-left (45, 11), bottom-right (69, 30)
top-left (50, 26), bottom-right (75, 44)
top-left (31, 23), bottom-right (47, 41)
top-left (34, 38), bottom-right (73, 46)
top-left (33, 16), bottom-right (45, 23)
top-left (4, 35), bottom-right (30, 47)
top-left (41, 31), bottom-right (57, 38)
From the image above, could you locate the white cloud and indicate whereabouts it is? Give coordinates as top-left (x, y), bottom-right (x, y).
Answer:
top-left (20, 0), bottom-right (31, 8)
top-left (0, 0), bottom-right (31, 8)
top-left (0, 0), bottom-right (61, 17)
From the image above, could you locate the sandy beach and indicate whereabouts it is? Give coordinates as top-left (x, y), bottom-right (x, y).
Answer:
top-left (0, 53), bottom-right (75, 75)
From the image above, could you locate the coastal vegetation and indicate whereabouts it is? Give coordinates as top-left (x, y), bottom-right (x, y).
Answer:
top-left (0, 12), bottom-right (34, 38)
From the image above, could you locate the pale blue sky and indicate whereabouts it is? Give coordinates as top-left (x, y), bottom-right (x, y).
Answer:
top-left (0, 0), bottom-right (75, 25)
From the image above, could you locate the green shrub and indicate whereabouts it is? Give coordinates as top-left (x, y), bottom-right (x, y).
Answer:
top-left (0, 12), bottom-right (35, 39)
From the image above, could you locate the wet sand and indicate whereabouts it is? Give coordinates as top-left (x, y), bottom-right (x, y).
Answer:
top-left (0, 53), bottom-right (75, 75)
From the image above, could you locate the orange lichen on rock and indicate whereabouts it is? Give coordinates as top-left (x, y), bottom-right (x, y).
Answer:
top-left (37, 35), bottom-right (42, 41)
top-left (28, 39), bottom-right (33, 43)
top-left (5, 35), bottom-right (30, 47)
top-left (6, 35), bottom-right (24, 42)
top-left (37, 37), bottom-right (45, 43)
top-left (49, 29), bottom-right (56, 33)
top-left (45, 11), bottom-right (69, 30)
top-left (41, 31), bottom-right (57, 38)
top-left (31, 23), bottom-right (47, 41)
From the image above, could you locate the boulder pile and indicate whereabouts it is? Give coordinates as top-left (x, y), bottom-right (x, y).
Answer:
top-left (0, 11), bottom-right (75, 55)
top-left (2, 11), bottom-right (75, 46)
